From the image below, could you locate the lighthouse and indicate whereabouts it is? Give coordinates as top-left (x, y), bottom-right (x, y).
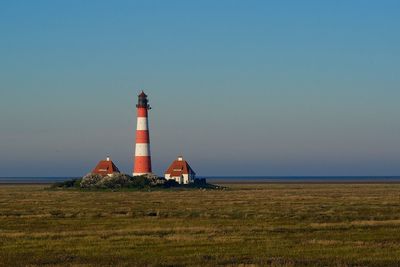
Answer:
top-left (133, 91), bottom-right (152, 176)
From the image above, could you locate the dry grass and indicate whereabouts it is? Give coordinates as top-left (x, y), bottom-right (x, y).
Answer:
top-left (0, 184), bottom-right (400, 266)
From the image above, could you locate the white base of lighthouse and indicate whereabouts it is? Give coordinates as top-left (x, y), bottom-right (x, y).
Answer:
top-left (132, 172), bottom-right (158, 180)
top-left (133, 172), bottom-right (150, 176)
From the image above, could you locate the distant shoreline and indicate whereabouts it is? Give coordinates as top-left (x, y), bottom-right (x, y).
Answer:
top-left (208, 176), bottom-right (400, 184)
top-left (209, 180), bottom-right (400, 184)
top-left (1, 176), bottom-right (400, 185)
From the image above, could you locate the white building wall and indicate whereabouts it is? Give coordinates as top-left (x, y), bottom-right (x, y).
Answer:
top-left (164, 173), bottom-right (194, 184)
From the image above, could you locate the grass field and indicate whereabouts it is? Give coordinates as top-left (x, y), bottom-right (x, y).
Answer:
top-left (1, 184), bottom-right (400, 266)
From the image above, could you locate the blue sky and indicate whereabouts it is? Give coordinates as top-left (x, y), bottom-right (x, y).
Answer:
top-left (1, 0), bottom-right (399, 176)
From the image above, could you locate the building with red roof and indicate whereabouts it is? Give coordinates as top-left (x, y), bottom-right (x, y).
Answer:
top-left (164, 156), bottom-right (196, 184)
top-left (92, 156), bottom-right (120, 176)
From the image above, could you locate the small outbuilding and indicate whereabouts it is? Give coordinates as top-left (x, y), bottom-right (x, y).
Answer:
top-left (164, 156), bottom-right (196, 184)
top-left (92, 156), bottom-right (120, 176)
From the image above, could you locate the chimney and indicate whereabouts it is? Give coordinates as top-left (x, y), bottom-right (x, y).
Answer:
top-left (178, 156), bottom-right (183, 161)
top-left (106, 156), bottom-right (110, 161)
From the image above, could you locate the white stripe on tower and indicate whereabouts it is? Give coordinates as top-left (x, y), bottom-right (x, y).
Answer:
top-left (135, 143), bottom-right (150, 156)
top-left (136, 117), bottom-right (149, 131)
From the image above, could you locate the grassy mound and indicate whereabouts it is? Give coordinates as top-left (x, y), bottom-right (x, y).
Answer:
top-left (51, 173), bottom-right (222, 190)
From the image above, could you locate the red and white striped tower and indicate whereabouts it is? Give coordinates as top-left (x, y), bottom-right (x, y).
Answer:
top-left (133, 91), bottom-right (152, 176)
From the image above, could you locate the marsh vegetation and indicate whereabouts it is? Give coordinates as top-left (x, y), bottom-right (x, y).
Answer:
top-left (1, 184), bottom-right (400, 266)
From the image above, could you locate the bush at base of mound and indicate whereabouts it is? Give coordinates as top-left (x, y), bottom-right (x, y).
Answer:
top-left (79, 173), bottom-right (155, 189)
top-left (51, 178), bottom-right (82, 189)
top-left (80, 173), bottom-right (131, 189)
top-left (51, 173), bottom-right (222, 190)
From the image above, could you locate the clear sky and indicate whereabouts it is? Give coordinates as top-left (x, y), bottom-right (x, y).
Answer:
top-left (1, 0), bottom-right (399, 177)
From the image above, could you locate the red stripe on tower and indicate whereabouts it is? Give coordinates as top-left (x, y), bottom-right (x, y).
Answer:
top-left (133, 91), bottom-right (152, 176)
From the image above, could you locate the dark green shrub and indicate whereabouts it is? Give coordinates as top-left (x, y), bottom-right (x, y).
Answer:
top-left (162, 179), bottom-right (179, 188)
top-left (129, 175), bottom-right (151, 188)
top-left (194, 178), bottom-right (207, 186)
top-left (51, 178), bottom-right (82, 188)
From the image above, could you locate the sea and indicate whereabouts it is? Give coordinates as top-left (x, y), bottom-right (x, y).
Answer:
top-left (1, 176), bottom-right (400, 184)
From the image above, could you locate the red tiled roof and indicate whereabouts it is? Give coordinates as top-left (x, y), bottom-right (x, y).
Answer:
top-left (92, 159), bottom-right (120, 176)
top-left (165, 158), bottom-right (195, 176)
